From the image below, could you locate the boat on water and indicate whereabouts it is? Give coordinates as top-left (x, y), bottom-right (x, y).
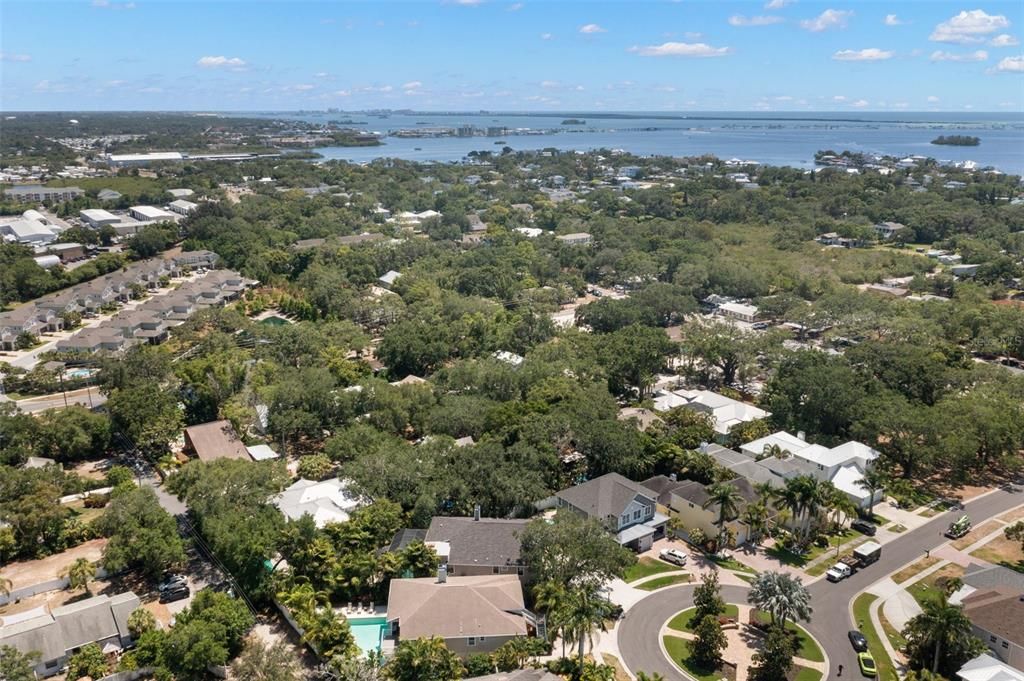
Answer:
top-left (494, 140), bottom-right (506, 144)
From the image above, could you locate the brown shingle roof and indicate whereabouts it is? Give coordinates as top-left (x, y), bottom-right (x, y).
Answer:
top-left (184, 420), bottom-right (249, 462)
top-left (387, 574), bottom-right (527, 640)
top-left (962, 587), bottom-right (1024, 646)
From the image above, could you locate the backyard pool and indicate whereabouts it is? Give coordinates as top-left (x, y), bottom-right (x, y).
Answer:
top-left (259, 315), bottom-right (291, 326)
top-left (349, 616), bottom-right (387, 656)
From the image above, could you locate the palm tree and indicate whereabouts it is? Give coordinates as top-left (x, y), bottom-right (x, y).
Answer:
top-left (903, 594), bottom-right (980, 673)
top-left (741, 503), bottom-right (770, 545)
top-left (857, 467), bottom-right (888, 519)
top-left (774, 476), bottom-right (828, 548)
top-left (62, 558), bottom-right (94, 595)
top-left (561, 585), bottom-right (613, 676)
top-left (666, 515), bottom-right (686, 541)
top-left (702, 482), bottom-right (744, 550)
top-left (533, 580), bottom-right (569, 657)
top-left (747, 571), bottom-right (812, 630)
top-left (636, 674), bottom-right (667, 681)
top-left (825, 485), bottom-right (858, 533)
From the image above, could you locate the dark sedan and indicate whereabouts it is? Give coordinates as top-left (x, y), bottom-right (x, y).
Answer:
top-left (848, 630), bottom-right (868, 652)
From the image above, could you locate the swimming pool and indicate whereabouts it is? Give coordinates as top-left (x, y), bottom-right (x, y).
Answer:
top-left (349, 616), bottom-right (387, 656)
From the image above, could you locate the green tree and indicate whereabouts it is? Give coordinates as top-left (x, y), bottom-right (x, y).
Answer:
top-left (297, 453), bottom-right (335, 481)
top-left (747, 571), bottom-right (812, 630)
top-left (105, 464), bottom-right (135, 489)
top-left (0, 645), bottom-right (38, 681)
top-left (128, 607), bottom-right (158, 639)
top-left (520, 511), bottom-right (635, 591)
top-left (229, 639), bottom-right (302, 681)
top-left (903, 594), bottom-right (984, 676)
top-left (67, 642), bottom-right (108, 680)
top-left (561, 584), bottom-right (614, 677)
top-left (702, 482), bottom-right (744, 550)
top-left (98, 486), bottom-right (186, 579)
top-left (693, 571), bottom-right (726, 622)
top-left (857, 467), bottom-right (888, 519)
top-left (385, 636), bottom-right (463, 681)
top-left (62, 557), bottom-right (94, 594)
top-left (749, 624), bottom-right (798, 681)
top-left (1005, 520), bottom-right (1024, 553)
top-left (106, 384), bottom-right (183, 455)
top-left (663, 407), bottom-right (716, 449)
top-left (691, 614), bottom-right (727, 669)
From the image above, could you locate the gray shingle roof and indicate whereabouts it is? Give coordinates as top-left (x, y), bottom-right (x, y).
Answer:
top-left (426, 516), bottom-right (529, 567)
top-left (963, 563), bottom-right (1024, 592)
top-left (556, 472), bottom-right (656, 520)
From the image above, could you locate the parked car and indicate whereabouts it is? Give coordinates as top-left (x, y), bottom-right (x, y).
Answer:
top-left (159, 583), bottom-right (190, 604)
top-left (848, 630), bottom-right (868, 652)
top-left (826, 563), bottom-right (853, 582)
top-left (851, 520), bottom-right (877, 536)
top-left (659, 548), bottom-right (688, 566)
top-left (158, 574), bottom-right (187, 592)
top-left (858, 652), bottom-right (877, 677)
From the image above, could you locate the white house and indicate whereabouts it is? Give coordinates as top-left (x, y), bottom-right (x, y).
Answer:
top-left (652, 389), bottom-right (770, 441)
top-left (740, 432), bottom-right (882, 509)
top-left (273, 478), bottom-right (364, 528)
top-left (718, 302), bottom-right (759, 323)
top-left (168, 199), bottom-right (199, 216)
top-left (555, 232), bottom-right (593, 246)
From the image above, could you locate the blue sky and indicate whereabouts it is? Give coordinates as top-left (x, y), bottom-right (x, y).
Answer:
top-left (2, 0), bottom-right (1023, 111)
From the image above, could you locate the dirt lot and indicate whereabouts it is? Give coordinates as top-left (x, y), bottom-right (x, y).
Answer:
top-left (998, 505), bottom-right (1024, 524)
top-left (952, 520), bottom-right (1002, 551)
top-left (0, 538), bottom-right (107, 590)
top-left (970, 533), bottom-right (1024, 572)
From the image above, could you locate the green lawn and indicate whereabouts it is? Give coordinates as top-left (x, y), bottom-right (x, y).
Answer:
top-left (46, 176), bottom-right (166, 194)
top-left (637, 574), bottom-right (692, 591)
top-left (623, 556), bottom-right (677, 583)
top-left (710, 554), bottom-right (758, 574)
top-left (907, 564), bottom-right (965, 610)
top-left (662, 636), bottom-right (726, 681)
top-left (794, 666), bottom-right (824, 681)
top-left (869, 513), bottom-right (891, 526)
top-left (852, 593), bottom-right (897, 681)
top-left (768, 529), bottom-right (861, 569)
top-left (667, 604), bottom-right (740, 632)
top-left (750, 611), bottom-right (823, 662)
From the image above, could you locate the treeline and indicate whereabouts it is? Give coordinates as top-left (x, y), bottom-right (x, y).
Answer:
top-left (931, 135), bottom-right (980, 146)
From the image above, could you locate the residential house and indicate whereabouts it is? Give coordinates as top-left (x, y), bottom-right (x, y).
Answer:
top-left (718, 302), bottom-right (759, 323)
top-left (555, 232), bottom-right (593, 246)
top-left (957, 654), bottom-right (1024, 681)
top-left (873, 221), bottom-right (905, 240)
top-left (553, 472), bottom-right (667, 552)
top-left (273, 478), bottom-right (364, 528)
top-left (470, 671), bottom-right (561, 681)
top-left (961, 587), bottom-right (1024, 669)
top-left (386, 573), bottom-right (535, 657)
top-left (0, 591), bottom-right (140, 678)
top-left (740, 432), bottom-right (883, 509)
top-left (183, 420), bottom-right (250, 462)
top-left (420, 513), bottom-right (529, 579)
top-left (379, 270), bottom-right (402, 289)
top-left (651, 389), bottom-right (770, 442)
top-left (642, 475), bottom-right (760, 547)
top-left (3, 185), bottom-right (84, 203)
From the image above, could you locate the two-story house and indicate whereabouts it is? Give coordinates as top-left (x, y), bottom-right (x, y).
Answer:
top-left (554, 473), bottom-right (667, 552)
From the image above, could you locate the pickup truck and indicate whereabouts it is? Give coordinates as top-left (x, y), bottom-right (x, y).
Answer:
top-left (825, 540), bottom-right (883, 582)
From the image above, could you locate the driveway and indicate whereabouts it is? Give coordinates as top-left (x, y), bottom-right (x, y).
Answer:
top-left (617, 483), bottom-right (1023, 680)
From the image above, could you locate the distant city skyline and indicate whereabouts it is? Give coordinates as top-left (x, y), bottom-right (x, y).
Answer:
top-left (2, 0), bottom-right (1023, 112)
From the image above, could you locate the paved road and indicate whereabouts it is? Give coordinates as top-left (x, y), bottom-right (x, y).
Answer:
top-left (14, 387), bottom-right (106, 413)
top-left (618, 484), bottom-right (1023, 680)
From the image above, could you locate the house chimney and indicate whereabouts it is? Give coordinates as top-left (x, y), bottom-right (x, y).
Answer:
top-left (473, 504), bottom-right (481, 521)
top-left (437, 566), bottom-right (447, 584)
top-left (797, 431), bottom-right (806, 442)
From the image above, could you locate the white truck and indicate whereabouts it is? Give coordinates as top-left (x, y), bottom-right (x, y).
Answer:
top-left (825, 541), bottom-right (882, 582)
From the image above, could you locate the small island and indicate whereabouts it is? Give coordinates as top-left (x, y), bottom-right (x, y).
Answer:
top-left (931, 135), bottom-right (980, 146)
top-left (561, 118), bottom-right (586, 125)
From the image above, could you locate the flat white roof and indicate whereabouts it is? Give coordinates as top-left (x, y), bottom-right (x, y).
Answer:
top-left (108, 152), bottom-right (183, 162)
top-left (130, 205), bottom-right (176, 220)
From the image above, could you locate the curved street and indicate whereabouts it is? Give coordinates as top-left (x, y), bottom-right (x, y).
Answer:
top-left (618, 484), bottom-right (1023, 680)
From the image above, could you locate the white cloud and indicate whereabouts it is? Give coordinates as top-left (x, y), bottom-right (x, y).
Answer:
top-left (832, 48), bottom-right (894, 61)
top-left (800, 9), bottom-right (852, 32)
top-left (629, 41), bottom-right (732, 57)
top-left (930, 10), bottom-right (1009, 44)
top-left (884, 15), bottom-right (905, 26)
top-left (314, 72), bottom-right (329, 78)
top-left (764, 0), bottom-right (792, 8)
top-left (402, 81), bottom-right (423, 90)
top-left (832, 95), bottom-right (847, 101)
top-left (288, 84), bottom-right (315, 91)
top-left (138, 87), bottom-right (162, 94)
top-left (930, 50), bottom-right (988, 62)
top-left (579, 23), bottom-right (607, 34)
top-left (927, 95), bottom-right (940, 102)
top-left (728, 15), bottom-right (784, 27)
top-left (990, 34), bottom-right (1019, 47)
top-left (540, 32), bottom-right (553, 40)
top-left (996, 55), bottom-right (1024, 72)
top-left (196, 56), bottom-right (247, 69)
top-left (0, 52), bottom-right (31, 62)
top-left (449, 0), bottom-right (483, 5)
top-left (851, 99), bottom-right (869, 107)
top-left (507, 2), bottom-right (523, 10)
top-left (333, 90), bottom-right (351, 97)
